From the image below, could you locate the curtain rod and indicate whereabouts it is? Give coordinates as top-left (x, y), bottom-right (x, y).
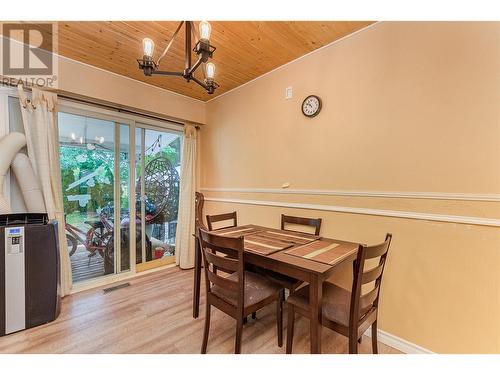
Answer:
top-left (57, 92), bottom-right (201, 129)
top-left (2, 78), bottom-right (202, 129)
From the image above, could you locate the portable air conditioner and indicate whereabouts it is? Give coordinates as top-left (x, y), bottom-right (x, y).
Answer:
top-left (0, 213), bottom-right (60, 336)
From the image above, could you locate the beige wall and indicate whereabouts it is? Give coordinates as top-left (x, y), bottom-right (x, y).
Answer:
top-left (201, 22), bottom-right (500, 353)
top-left (58, 57), bottom-right (206, 124)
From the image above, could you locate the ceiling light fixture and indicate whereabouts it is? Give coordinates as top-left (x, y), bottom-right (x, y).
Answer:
top-left (137, 21), bottom-right (219, 94)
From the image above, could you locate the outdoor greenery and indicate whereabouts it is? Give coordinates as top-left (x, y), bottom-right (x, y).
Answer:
top-left (60, 145), bottom-right (117, 215)
top-left (60, 140), bottom-right (180, 223)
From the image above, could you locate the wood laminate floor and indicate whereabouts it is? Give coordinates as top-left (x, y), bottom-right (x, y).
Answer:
top-left (0, 266), bottom-right (402, 354)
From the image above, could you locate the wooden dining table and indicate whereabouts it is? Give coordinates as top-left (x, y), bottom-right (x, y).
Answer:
top-left (192, 224), bottom-right (360, 354)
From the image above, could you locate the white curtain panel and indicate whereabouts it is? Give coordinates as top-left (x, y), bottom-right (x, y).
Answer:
top-left (18, 86), bottom-right (72, 296)
top-left (175, 124), bottom-right (197, 269)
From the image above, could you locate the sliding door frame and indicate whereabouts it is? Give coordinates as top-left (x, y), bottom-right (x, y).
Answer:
top-left (58, 99), bottom-right (184, 292)
top-left (134, 123), bottom-right (183, 272)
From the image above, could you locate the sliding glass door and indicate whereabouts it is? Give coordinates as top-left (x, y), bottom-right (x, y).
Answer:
top-left (134, 125), bottom-right (181, 272)
top-left (58, 112), bottom-right (132, 282)
top-left (58, 106), bottom-right (182, 284)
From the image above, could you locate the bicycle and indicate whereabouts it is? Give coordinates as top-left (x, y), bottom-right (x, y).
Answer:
top-left (65, 213), bottom-right (114, 262)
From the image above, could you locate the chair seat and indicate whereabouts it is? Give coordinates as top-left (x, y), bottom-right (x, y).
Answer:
top-left (287, 283), bottom-right (372, 327)
top-left (212, 271), bottom-right (282, 308)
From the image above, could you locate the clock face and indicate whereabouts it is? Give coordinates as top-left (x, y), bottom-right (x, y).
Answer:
top-left (302, 95), bottom-right (322, 117)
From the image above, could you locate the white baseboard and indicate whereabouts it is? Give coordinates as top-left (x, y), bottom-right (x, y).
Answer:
top-left (364, 328), bottom-right (434, 354)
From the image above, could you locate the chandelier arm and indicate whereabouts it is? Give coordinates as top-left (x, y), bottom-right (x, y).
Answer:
top-left (151, 71), bottom-right (184, 77)
top-left (157, 21), bottom-right (184, 66)
top-left (187, 55), bottom-right (204, 76)
top-left (201, 60), bottom-right (207, 80)
top-left (191, 76), bottom-right (209, 90)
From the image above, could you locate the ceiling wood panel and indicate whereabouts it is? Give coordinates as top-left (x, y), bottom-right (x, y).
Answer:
top-left (55, 21), bottom-right (374, 101)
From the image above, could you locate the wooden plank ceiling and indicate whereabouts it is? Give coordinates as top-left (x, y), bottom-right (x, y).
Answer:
top-left (58, 21), bottom-right (374, 101)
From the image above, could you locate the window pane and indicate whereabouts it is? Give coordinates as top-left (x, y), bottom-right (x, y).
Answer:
top-left (58, 112), bottom-right (115, 283)
top-left (140, 127), bottom-right (181, 262)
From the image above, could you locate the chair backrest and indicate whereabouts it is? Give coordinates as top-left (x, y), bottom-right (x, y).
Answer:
top-left (281, 214), bottom-right (322, 236)
top-left (349, 233), bottom-right (392, 327)
top-left (198, 228), bottom-right (245, 309)
top-left (195, 192), bottom-right (206, 231)
top-left (206, 211), bottom-right (238, 231)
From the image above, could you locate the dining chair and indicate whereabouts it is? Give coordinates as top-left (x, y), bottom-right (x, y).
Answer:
top-left (198, 228), bottom-right (284, 354)
top-left (206, 211), bottom-right (237, 231)
top-left (195, 192), bottom-right (206, 230)
top-left (257, 215), bottom-right (324, 297)
top-left (193, 195), bottom-right (251, 320)
top-left (205, 209), bottom-right (259, 319)
top-left (281, 214), bottom-right (322, 236)
top-left (193, 192), bottom-right (206, 318)
top-left (286, 233), bottom-right (392, 354)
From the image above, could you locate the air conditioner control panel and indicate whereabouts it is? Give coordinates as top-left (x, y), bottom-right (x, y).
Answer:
top-left (5, 227), bottom-right (24, 254)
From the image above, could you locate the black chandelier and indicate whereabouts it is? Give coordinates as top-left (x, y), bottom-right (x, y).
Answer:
top-left (137, 21), bottom-right (219, 94)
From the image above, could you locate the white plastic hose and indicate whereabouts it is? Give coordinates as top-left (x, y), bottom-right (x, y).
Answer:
top-left (11, 153), bottom-right (46, 213)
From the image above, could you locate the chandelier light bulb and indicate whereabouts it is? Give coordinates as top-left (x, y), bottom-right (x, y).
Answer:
top-left (142, 38), bottom-right (155, 58)
top-left (206, 62), bottom-right (216, 80)
top-left (199, 21), bottom-right (212, 41)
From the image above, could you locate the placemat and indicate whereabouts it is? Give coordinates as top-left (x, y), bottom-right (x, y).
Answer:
top-left (244, 233), bottom-right (294, 255)
top-left (258, 230), bottom-right (320, 245)
top-left (213, 225), bottom-right (262, 237)
top-left (285, 240), bottom-right (358, 265)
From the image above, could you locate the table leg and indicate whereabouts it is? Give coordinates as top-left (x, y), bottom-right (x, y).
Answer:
top-left (309, 274), bottom-right (323, 354)
top-left (193, 238), bottom-right (202, 318)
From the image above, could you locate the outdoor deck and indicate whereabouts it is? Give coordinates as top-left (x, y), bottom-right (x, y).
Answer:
top-left (70, 244), bottom-right (105, 283)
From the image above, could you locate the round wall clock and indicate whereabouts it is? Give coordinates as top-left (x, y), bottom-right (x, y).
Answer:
top-left (301, 95), bottom-right (322, 118)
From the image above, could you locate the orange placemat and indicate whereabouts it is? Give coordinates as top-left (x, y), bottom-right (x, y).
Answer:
top-left (258, 230), bottom-right (320, 245)
top-left (285, 240), bottom-right (358, 265)
top-left (244, 233), bottom-right (294, 255)
top-left (213, 225), bottom-right (262, 237)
